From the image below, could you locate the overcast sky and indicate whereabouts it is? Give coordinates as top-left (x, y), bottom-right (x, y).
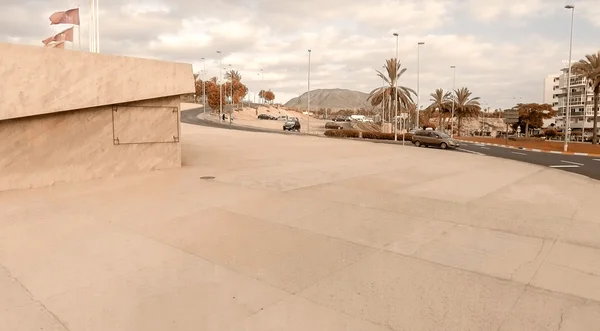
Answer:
top-left (2, 0), bottom-right (599, 108)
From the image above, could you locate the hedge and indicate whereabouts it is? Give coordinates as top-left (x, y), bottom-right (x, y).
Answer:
top-left (324, 130), bottom-right (413, 141)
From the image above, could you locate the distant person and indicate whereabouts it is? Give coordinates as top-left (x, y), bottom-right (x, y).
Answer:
top-left (222, 113), bottom-right (225, 121)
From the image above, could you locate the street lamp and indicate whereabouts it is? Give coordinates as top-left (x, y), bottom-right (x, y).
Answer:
top-left (393, 32), bottom-right (399, 142)
top-left (307, 49), bottom-right (311, 134)
top-left (564, 4), bottom-right (575, 152)
top-left (201, 57), bottom-right (206, 114)
top-left (260, 69), bottom-right (264, 104)
top-left (217, 50), bottom-right (222, 122)
top-left (450, 65), bottom-right (456, 137)
top-left (416, 41), bottom-right (425, 130)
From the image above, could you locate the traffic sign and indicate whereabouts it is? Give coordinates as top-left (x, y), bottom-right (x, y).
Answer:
top-left (504, 109), bottom-right (519, 123)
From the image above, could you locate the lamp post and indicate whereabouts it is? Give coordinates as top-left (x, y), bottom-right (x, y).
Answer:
top-left (450, 65), bottom-right (456, 137)
top-left (564, 4), bottom-right (575, 152)
top-left (392, 33), bottom-right (399, 142)
top-left (201, 57), bottom-right (206, 114)
top-left (416, 42), bottom-right (424, 130)
top-left (307, 49), bottom-right (311, 134)
top-left (217, 50), bottom-right (222, 122)
top-left (228, 64), bottom-right (233, 128)
top-left (260, 69), bottom-right (264, 104)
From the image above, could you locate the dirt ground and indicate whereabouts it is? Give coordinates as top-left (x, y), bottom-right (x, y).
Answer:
top-left (460, 136), bottom-right (600, 154)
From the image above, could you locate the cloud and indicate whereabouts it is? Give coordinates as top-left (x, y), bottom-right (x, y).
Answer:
top-left (0, 0), bottom-right (598, 107)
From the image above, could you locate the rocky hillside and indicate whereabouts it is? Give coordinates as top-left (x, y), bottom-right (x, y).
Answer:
top-left (284, 88), bottom-right (370, 110)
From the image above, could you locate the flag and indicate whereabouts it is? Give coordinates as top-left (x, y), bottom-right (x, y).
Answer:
top-left (42, 27), bottom-right (74, 45)
top-left (49, 8), bottom-right (80, 25)
top-left (53, 41), bottom-right (66, 49)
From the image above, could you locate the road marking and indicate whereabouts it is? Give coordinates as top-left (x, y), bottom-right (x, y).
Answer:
top-left (594, 159), bottom-right (600, 162)
top-left (480, 146), bottom-right (490, 149)
top-left (512, 152), bottom-right (527, 155)
top-left (561, 160), bottom-right (584, 166)
top-left (549, 151), bottom-right (562, 154)
top-left (550, 165), bottom-right (579, 168)
top-left (457, 148), bottom-right (485, 156)
top-left (574, 152), bottom-right (589, 156)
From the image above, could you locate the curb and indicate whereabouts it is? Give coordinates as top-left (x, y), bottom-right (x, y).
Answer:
top-left (457, 139), bottom-right (600, 157)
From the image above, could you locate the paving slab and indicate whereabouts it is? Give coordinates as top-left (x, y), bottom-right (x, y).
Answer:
top-left (299, 250), bottom-right (525, 331)
top-left (0, 123), bottom-right (599, 330)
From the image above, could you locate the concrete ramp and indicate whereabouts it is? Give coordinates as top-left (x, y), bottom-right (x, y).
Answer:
top-left (0, 43), bottom-right (195, 191)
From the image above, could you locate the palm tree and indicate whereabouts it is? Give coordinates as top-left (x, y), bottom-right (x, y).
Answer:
top-left (453, 87), bottom-right (481, 136)
top-left (225, 70), bottom-right (242, 81)
top-left (367, 58), bottom-right (416, 124)
top-left (428, 89), bottom-right (452, 130)
top-left (572, 51), bottom-right (600, 144)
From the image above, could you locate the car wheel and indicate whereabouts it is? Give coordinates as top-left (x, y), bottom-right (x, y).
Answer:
top-left (414, 141), bottom-right (421, 147)
top-left (440, 142), bottom-right (448, 149)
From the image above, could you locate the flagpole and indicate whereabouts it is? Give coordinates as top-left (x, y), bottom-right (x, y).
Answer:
top-left (95, 0), bottom-right (100, 53)
top-left (77, 5), bottom-right (81, 50)
top-left (89, 0), bottom-right (93, 52)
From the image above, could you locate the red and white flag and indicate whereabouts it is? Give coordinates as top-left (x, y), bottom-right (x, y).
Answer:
top-left (49, 8), bottom-right (80, 25)
top-left (42, 27), bottom-right (74, 45)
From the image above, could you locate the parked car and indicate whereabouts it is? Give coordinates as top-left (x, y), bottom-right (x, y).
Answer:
top-left (276, 115), bottom-right (288, 121)
top-left (332, 116), bottom-right (351, 122)
top-left (258, 114), bottom-right (276, 120)
top-left (283, 119), bottom-right (301, 131)
top-left (411, 130), bottom-right (459, 149)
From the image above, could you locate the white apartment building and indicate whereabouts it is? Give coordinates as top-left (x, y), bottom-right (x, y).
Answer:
top-left (542, 73), bottom-right (560, 127)
top-left (554, 67), bottom-right (598, 135)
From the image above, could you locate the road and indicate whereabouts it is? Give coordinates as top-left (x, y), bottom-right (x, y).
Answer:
top-left (457, 141), bottom-right (600, 180)
top-left (182, 107), bottom-right (600, 180)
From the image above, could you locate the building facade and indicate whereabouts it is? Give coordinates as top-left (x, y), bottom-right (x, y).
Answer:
top-left (542, 73), bottom-right (560, 128)
top-left (554, 67), bottom-right (597, 134)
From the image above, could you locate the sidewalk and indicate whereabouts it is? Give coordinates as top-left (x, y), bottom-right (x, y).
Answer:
top-left (1, 123), bottom-right (600, 331)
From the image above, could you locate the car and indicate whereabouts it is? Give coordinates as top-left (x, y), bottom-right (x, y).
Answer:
top-left (411, 130), bottom-right (459, 149)
top-left (276, 115), bottom-right (288, 121)
top-left (283, 119), bottom-right (301, 131)
top-left (258, 114), bottom-right (277, 120)
top-left (332, 116), bottom-right (351, 122)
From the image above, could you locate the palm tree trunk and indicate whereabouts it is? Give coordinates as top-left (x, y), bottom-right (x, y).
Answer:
top-left (438, 110), bottom-right (442, 130)
top-left (457, 116), bottom-right (462, 136)
top-left (593, 86), bottom-right (599, 144)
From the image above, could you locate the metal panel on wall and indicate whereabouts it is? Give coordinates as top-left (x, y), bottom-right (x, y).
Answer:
top-left (112, 105), bottom-right (179, 144)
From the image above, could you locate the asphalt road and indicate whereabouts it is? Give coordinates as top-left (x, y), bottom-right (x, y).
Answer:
top-left (182, 107), bottom-right (600, 180)
top-left (457, 141), bottom-right (600, 180)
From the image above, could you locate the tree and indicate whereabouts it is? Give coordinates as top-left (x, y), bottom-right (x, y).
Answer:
top-left (367, 58), bottom-right (416, 123)
top-left (453, 87), bottom-right (481, 136)
top-left (258, 90), bottom-right (266, 103)
top-left (264, 90), bottom-right (275, 104)
top-left (224, 70), bottom-right (242, 81)
top-left (513, 103), bottom-right (556, 137)
top-left (204, 77), bottom-right (224, 111)
top-left (572, 51), bottom-right (600, 144)
top-left (427, 88), bottom-right (452, 130)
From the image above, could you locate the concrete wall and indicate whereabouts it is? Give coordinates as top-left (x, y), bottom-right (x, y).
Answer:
top-left (0, 43), bottom-right (194, 191)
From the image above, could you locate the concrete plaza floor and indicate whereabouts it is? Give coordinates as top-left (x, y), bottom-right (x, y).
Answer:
top-left (2, 123), bottom-right (600, 330)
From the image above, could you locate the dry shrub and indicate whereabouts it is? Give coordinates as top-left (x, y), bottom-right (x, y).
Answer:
top-left (324, 130), bottom-right (413, 141)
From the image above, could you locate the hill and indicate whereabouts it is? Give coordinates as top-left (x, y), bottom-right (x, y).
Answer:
top-left (283, 88), bottom-right (371, 110)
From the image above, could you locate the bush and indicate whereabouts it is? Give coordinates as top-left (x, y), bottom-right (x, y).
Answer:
top-left (544, 129), bottom-right (558, 138)
top-left (324, 130), bottom-right (413, 141)
top-left (324, 129), bottom-right (360, 138)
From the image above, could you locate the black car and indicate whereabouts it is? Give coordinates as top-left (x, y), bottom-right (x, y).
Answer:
top-left (283, 119), bottom-right (301, 131)
top-left (258, 114), bottom-right (275, 120)
top-left (332, 116), bottom-right (351, 122)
